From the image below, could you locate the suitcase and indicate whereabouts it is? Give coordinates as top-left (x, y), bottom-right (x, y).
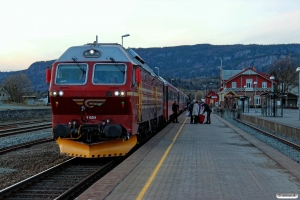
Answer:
top-left (199, 114), bottom-right (205, 124)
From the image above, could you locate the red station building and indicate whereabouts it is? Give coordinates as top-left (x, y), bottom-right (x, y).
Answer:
top-left (218, 66), bottom-right (275, 108)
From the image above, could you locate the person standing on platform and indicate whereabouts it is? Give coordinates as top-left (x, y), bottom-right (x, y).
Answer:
top-left (202, 101), bottom-right (212, 124)
top-left (192, 100), bottom-right (200, 124)
top-left (172, 100), bottom-right (179, 123)
top-left (188, 100), bottom-right (195, 124)
top-left (198, 101), bottom-right (203, 114)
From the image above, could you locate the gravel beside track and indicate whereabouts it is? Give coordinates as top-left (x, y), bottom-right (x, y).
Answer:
top-left (0, 128), bottom-right (53, 149)
top-left (0, 141), bottom-right (70, 190)
top-left (0, 117), bottom-right (70, 191)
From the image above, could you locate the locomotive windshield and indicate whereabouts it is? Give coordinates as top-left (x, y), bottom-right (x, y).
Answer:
top-left (55, 64), bottom-right (88, 85)
top-left (93, 63), bottom-right (126, 85)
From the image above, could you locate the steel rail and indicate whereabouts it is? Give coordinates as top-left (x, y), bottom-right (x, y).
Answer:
top-left (0, 123), bottom-right (52, 137)
top-left (0, 119), bottom-right (51, 129)
top-left (0, 137), bottom-right (54, 155)
top-left (0, 158), bottom-right (118, 199)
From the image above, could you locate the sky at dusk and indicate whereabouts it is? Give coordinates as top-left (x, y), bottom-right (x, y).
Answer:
top-left (1, 0), bottom-right (300, 71)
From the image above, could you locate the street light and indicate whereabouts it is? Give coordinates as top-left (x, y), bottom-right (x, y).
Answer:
top-left (171, 79), bottom-right (174, 85)
top-left (203, 83), bottom-right (212, 96)
top-left (296, 67), bottom-right (300, 120)
top-left (270, 76), bottom-right (275, 92)
top-left (155, 67), bottom-right (159, 76)
top-left (270, 76), bottom-right (275, 117)
top-left (254, 81), bottom-right (257, 113)
top-left (244, 85), bottom-right (247, 96)
top-left (121, 34), bottom-right (130, 46)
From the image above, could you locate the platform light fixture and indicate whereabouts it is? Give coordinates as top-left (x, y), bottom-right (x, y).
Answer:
top-left (171, 79), bottom-right (174, 85)
top-left (270, 76), bottom-right (276, 117)
top-left (270, 76), bottom-right (275, 92)
top-left (121, 34), bottom-right (130, 47)
top-left (254, 82), bottom-right (257, 113)
top-left (203, 83), bottom-right (213, 97)
top-left (155, 67), bottom-right (159, 76)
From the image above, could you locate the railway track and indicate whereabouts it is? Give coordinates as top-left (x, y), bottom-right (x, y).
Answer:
top-left (234, 118), bottom-right (300, 151)
top-left (0, 137), bottom-right (54, 155)
top-left (0, 123), bottom-right (52, 137)
top-left (0, 157), bottom-right (122, 199)
top-left (0, 119), bottom-right (52, 130)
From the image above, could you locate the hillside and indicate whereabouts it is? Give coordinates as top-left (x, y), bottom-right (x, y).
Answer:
top-left (0, 44), bottom-right (300, 92)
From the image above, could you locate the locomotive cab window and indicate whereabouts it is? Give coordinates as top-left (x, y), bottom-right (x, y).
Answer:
top-left (55, 64), bottom-right (87, 85)
top-left (93, 64), bottom-right (126, 85)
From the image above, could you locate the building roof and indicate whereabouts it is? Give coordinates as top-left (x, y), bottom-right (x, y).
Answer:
top-left (221, 70), bottom-right (242, 81)
top-left (224, 90), bottom-right (240, 98)
top-left (222, 67), bottom-right (275, 85)
top-left (0, 87), bottom-right (10, 94)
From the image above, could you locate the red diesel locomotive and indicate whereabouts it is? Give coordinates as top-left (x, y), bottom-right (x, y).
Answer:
top-left (46, 37), bottom-right (188, 158)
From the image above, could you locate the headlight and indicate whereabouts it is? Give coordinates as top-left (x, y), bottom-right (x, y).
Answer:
top-left (114, 91), bottom-right (120, 96)
top-left (120, 90), bottom-right (126, 97)
top-left (52, 90), bottom-right (57, 97)
top-left (58, 90), bottom-right (64, 96)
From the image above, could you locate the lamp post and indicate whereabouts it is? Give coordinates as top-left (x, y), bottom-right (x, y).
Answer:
top-left (203, 83), bottom-right (212, 96)
top-left (254, 81), bottom-right (257, 113)
top-left (270, 76), bottom-right (275, 92)
top-left (244, 85), bottom-right (247, 96)
top-left (270, 76), bottom-right (275, 117)
top-left (155, 67), bottom-right (159, 76)
top-left (296, 67), bottom-right (300, 120)
top-left (121, 34), bottom-right (130, 46)
top-left (171, 79), bottom-right (174, 85)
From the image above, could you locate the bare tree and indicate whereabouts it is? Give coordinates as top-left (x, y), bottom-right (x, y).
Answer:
top-left (2, 73), bottom-right (33, 103)
top-left (269, 55), bottom-right (299, 93)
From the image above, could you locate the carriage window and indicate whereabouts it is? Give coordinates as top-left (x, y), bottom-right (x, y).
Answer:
top-left (55, 64), bottom-right (87, 85)
top-left (93, 64), bottom-right (126, 85)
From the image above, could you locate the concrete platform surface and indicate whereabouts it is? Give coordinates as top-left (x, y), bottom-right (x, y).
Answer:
top-left (76, 113), bottom-right (300, 200)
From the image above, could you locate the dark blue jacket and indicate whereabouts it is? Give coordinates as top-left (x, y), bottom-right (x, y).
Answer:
top-left (202, 103), bottom-right (212, 113)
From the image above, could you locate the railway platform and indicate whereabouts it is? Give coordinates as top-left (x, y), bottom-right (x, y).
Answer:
top-left (76, 112), bottom-right (300, 200)
top-left (238, 108), bottom-right (300, 141)
top-left (242, 108), bottom-right (300, 128)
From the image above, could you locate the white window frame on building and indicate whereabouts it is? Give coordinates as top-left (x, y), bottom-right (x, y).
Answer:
top-left (262, 82), bottom-right (267, 88)
top-left (232, 82), bottom-right (236, 88)
top-left (254, 95), bottom-right (261, 105)
top-left (246, 79), bottom-right (252, 88)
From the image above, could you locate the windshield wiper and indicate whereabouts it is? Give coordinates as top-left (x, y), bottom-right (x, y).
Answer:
top-left (72, 57), bottom-right (86, 74)
top-left (110, 57), bottom-right (125, 74)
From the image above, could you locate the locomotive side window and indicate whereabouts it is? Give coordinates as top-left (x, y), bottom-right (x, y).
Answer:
top-left (55, 64), bottom-right (87, 85)
top-left (93, 64), bottom-right (126, 85)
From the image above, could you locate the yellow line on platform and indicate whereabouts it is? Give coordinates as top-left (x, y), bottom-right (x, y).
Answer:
top-left (136, 117), bottom-right (187, 200)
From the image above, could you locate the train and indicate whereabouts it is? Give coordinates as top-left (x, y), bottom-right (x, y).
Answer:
top-left (46, 36), bottom-right (189, 158)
